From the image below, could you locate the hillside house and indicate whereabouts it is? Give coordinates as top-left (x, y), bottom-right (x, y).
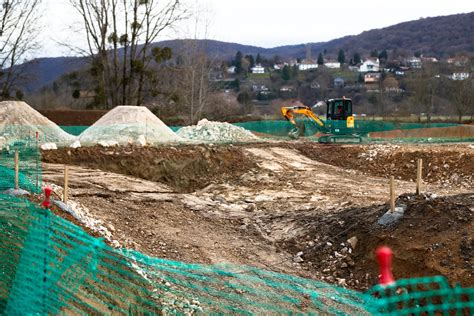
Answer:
top-left (383, 77), bottom-right (402, 92)
top-left (359, 58), bottom-right (380, 72)
top-left (364, 72), bottom-right (381, 83)
top-left (252, 85), bottom-right (269, 92)
top-left (280, 86), bottom-right (295, 92)
top-left (227, 66), bottom-right (236, 74)
top-left (406, 57), bottom-right (422, 69)
top-left (310, 81), bottom-right (321, 89)
top-left (325, 61), bottom-right (341, 69)
top-left (446, 57), bottom-right (469, 67)
top-left (298, 59), bottom-right (318, 71)
top-left (450, 72), bottom-right (470, 80)
top-left (421, 56), bottom-right (438, 63)
top-left (251, 64), bottom-right (265, 74)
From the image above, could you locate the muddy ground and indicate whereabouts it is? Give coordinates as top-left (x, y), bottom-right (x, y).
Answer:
top-left (41, 142), bottom-right (473, 291)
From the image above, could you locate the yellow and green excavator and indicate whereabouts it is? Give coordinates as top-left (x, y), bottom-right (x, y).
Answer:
top-left (281, 97), bottom-right (361, 143)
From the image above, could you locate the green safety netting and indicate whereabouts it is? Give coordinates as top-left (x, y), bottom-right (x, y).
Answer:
top-left (0, 194), bottom-right (372, 314)
top-left (0, 145), bottom-right (42, 193)
top-left (235, 120), bottom-right (461, 138)
top-left (59, 126), bottom-right (89, 136)
top-left (0, 145), bottom-right (473, 315)
top-left (61, 120), bottom-right (471, 143)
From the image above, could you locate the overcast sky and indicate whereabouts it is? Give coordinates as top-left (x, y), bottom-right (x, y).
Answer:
top-left (40, 0), bottom-right (473, 57)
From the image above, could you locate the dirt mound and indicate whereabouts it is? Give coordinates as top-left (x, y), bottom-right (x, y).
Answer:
top-left (281, 193), bottom-right (473, 290)
top-left (79, 106), bottom-right (181, 145)
top-left (369, 125), bottom-right (474, 139)
top-left (41, 145), bottom-right (257, 193)
top-left (40, 109), bottom-right (108, 126)
top-left (296, 143), bottom-right (473, 189)
top-left (0, 101), bottom-right (75, 145)
top-left (177, 119), bottom-right (258, 143)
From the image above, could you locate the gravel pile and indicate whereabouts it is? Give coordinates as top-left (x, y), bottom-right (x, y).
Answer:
top-left (0, 101), bottom-right (75, 146)
top-left (79, 106), bottom-right (181, 145)
top-left (177, 119), bottom-right (258, 143)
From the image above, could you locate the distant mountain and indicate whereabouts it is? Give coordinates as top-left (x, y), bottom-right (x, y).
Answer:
top-left (18, 57), bottom-right (87, 93)
top-left (19, 11), bottom-right (474, 93)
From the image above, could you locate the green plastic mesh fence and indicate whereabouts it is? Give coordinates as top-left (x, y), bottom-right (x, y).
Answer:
top-left (366, 276), bottom-right (474, 315)
top-left (235, 120), bottom-right (465, 138)
top-left (0, 145), bottom-right (42, 193)
top-left (59, 126), bottom-right (89, 136)
top-left (0, 194), bottom-right (371, 314)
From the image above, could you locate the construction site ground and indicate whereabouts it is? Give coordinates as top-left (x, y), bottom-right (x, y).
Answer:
top-left (41, 142), bottom-right (474, 291)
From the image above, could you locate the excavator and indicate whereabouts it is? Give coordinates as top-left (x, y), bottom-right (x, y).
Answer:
top-left (281, 97), bottom-right (361, 143)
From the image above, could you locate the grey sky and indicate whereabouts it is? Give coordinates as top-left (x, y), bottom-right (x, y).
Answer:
top-left (39, 0), bottom-right (474, 57)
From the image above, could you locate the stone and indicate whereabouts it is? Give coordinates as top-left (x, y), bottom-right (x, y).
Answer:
top-left (347, 236), bottom-right (358, 249)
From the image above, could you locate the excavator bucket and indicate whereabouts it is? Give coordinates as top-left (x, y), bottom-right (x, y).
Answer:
top-left (288, 121), bottom-right (306, 139)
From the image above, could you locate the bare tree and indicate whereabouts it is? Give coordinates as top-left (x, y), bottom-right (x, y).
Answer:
top-left (68, 0), bottom-right (185, 108)
top-left (0, 0), bottom-right (42, 99)
top-left (451, 78), bottom-right (473, 123)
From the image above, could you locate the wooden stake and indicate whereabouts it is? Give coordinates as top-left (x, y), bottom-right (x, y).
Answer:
top-left (416, 159), bottom-right (423, 195)
top-left (390, 176), bottom-right (395, 213)
top-left (63, 165), bottom-right (69, 202)
top-left (14, 151), bottom-right (19, 190)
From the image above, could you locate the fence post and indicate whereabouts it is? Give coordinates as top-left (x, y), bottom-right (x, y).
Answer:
top-left (390, 176), bottom-right (395, 213)
top-left (416, 159), bottom-right (422, 195)
top-left (14, 150), bottom-right (19, 190)
top-left (63, 165), bottom-right (69, 202)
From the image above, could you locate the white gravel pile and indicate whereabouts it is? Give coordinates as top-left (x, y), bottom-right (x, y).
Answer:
top-left (79, 106), bottom-right (181, 145)
top-left (0, 101), bottom-right (75, 146)
top-left (177, 119), bottom-right (258, 143)
top-left (358, 144), bottom-right (401, 161)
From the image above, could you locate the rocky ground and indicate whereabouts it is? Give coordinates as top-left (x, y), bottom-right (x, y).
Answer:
top-left (41, 142), bottom-right (473, 291)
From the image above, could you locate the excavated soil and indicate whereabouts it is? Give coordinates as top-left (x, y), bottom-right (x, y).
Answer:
top-left (295, 143), bottom-right (473, 189)
top-left (281, 193), bottom-right (473, 290)
top-left (42, 145), bottom-right (257, 193)
top-left (41, 142), bottom-right (473, 291)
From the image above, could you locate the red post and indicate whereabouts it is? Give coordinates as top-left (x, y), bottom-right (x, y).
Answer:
top-left (376, 246), bottom-right (395, 286)
top-left (42, 187), bottom-right (52, 209)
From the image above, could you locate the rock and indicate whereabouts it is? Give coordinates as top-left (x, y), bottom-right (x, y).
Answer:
top-left (136, 134), bottom-right (147, 146)
top-left (347, 236), bottom-right (358, 249)
top-left (40, 142), bottom-right (57, 150)
top-left (293, 251), bottom-right (304, 263)
top-left (254, 195), bottom-right (274, 202)
top-left (245, 203), bottom-right (256, 212)
top-left (69, 140), bottom-right (81, 148)
top-left (341, 262), bottom-right (348, 268)
top-left (98, 140), bottom-right (119, 147)
top-left (337, 278), bottom-right (346, 286)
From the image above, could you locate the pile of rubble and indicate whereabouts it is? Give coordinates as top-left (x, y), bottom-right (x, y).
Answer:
top-left (177, 119), bottom-right (258, 143)
top-left (0, 101), bottom-right (75, 146)
top-left (79, 106), bottom-right (181, 146)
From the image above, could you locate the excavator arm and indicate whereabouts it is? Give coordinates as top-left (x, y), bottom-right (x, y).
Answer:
top-left (281, 106), bottom-right (327, 138)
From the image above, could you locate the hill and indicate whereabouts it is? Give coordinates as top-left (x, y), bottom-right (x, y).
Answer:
top-left (18, 11), bottom-right (474, 93)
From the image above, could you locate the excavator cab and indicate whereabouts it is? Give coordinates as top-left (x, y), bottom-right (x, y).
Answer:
top-left (326, 98), bottom-right (352, 121)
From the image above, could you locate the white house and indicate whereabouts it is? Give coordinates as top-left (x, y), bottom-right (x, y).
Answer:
top-left (359, 58), bottom-right (380, 72)
top-left (298, 59), bottom-right (318, 71)
top-left (251, 64), bottom-right (265, 74)
top-left (227, 66), bottom-right (236, 74)
top-left (406, 57), bottom-right (422, 69)
top-left (324, 61), bottom-right (341, 69)
top-left (450, 72), bottom-right (470, 80)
